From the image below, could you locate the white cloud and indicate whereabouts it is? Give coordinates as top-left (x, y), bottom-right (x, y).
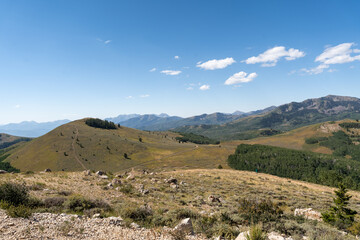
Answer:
top-left (244, 46), bottom-right (305, 67)
top-left (301, 64), bottom-right (329, 75)
top-left (126, 96), bottom-right (133, 99)
top-left (225, 71), bottom-right (257, 85)
top-left (149, 68), bottom-right (156, 72)
top-left (199, 85), bottom-right (210, 90)
top-left (104, 40), bottom-right (111, 44)
top-left (174, 56), bottom-right (180, 59)
top-left (302, 43), bottom-right (360, 74)
top-left (161, 70), bottom-right (182, 75)
top-left (315, 42), bottom-right (360, 65)
top-left (140, 94), bottom-right (150, 98)
top-left (197, 57), bottom-right (235, 70)
top-left (14, 104), bottom-right (21, 109)
top-left (186, 87), bottom-right (194, 90)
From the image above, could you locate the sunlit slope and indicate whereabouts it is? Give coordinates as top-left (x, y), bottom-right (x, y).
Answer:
top-left (237, 120), bottom-right (353, 154)
top-left (6, 119), bottom-right (234, 172)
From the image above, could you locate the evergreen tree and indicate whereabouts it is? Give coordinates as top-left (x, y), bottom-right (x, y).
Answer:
top-left (322, 183), bottom-right (357, 229)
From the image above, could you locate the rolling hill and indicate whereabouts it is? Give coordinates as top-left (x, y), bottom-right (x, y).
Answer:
top-left (2, 119), bottom-right (235, 172)
top-left (175, 95), bottom-right (360, 140)
top-left (0, 133), bottom-right (31, 150)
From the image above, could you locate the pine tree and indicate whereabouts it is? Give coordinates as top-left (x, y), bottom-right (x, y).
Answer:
top-left (322, 183), bottom-right (357, 229)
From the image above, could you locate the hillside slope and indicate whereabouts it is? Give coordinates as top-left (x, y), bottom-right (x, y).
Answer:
top-left (0, 133), bottom-right (31, 150)
top-left (4, 119), bottom-right (233, 172)
top-left (176, 95), bottom-right (360, 140)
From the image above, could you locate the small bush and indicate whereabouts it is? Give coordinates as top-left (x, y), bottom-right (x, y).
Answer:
top-left (64, 196), bottom-right (110, 213)
top-left (6, 204), bottom-right (32, 218)
top-left (213, 223), bottom-right (239, 239)
top-left (246, 223), bottom-right (266, 240)
top-left (238, 198), bottom-right (283, 224)
top-left (44, 197), bottom-right (66, 208)
top-left (0, 182), bottom-right (29, 206)
top-left (171, 208), bottom-right (199, 220)
top-left (119, 184), bottom-right (133, 194)
top-left (122, 205), bottom-right (153, 223)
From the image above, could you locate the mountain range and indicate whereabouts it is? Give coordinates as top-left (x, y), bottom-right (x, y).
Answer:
top-left (0, 120), bottom-right (70, 138)
top-left (175, 95), bottom-right (360, 140)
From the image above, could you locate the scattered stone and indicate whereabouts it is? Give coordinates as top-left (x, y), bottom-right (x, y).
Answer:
top-left (235, 231), bottom-right (249, 240)
top-left (208, 195), bottom-right (221, 203)
top-left (95, 170), bottom-right (105, 176)
top-left (107, 216), bottom-right (123, 226)
top-left (112, 178), bottom-right (122, 185)
top-left (173, 218), bottom-right (194, 235)
top-left (268, 232), bottom-right (293, 240)
top-left (294, 208), bottom-right (322, 221)
top-left (170, 183), bottom-right (178, 189)
top-left (107, 183), bottom-right (113, 188)
top-left (130, 222), bottom-right (140, 229)
top-left (92, 213), bottom-right (101, 218)
top-left (99, 175), bottom-right (109, 179)
top-left (0, 170), bottom-right (8, 174)
top-left (83, 170), bottom-right (91, 176)
top-left (126, 173), bottom-right (135, 180)
top-left (44, 169), bottom-right (52, 172)
top-left (165, 177), bottom-right (177, 184)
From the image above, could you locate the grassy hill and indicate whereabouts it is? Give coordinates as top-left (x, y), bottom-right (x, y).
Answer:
top-left (176, 95), bottom-right (360, 140)
top-left (0, 133), bottom-right (31, 150)
top-left (3, 119), bottom-right (235, 172)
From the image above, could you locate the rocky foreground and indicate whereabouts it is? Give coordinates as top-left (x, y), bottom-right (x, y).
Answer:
top-left (0, 210), bottom-right (204, 240)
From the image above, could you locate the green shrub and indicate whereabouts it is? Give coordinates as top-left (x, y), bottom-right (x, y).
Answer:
top-left (64, 195), bottom-right (110, 213)
top-left (246, 224), bottom-right (266, 240)
top-left (44, 197), bottom-right (66, 208)
top-left (171, 208), bottom-right (199, 220)
top-left (0, 182), bottom-right (29, 206)
top-left (213, 223), bottom-right (239, 239)
top-left (119, 184), bottom-right (133, 194)
top-left (238, 198), bottom-right (283, 224)
top-left (6, 204), bottom-right (32, 218)
top-left (122, 205), bottom-right (153, 222)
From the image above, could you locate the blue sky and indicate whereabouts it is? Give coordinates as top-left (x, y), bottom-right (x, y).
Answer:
top-left (1, 0), bottom-right (360, 124)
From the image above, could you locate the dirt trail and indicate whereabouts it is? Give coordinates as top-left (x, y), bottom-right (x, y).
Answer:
top-left (118, 145), bottom-right (199, 171)
top-left (71, 127), bottom-right (87, 170)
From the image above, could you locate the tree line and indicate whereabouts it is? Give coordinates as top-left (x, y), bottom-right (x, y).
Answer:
top-left (85, 118), bottom-right (117, 130)
top-left (227, 144), bottom-right (360, 190)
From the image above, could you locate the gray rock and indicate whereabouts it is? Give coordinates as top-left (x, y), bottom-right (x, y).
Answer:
top-left (0, 170), bottom-right (8, 174)
top-left (95, 170), bottom-right (105, 176)
top-left (84, 170), bottom-right (91, 176)
top-left (173, 218), bottom-right (194, 235)
top-left (112, 178), bottom-right (122, 185)
top-left (44, 169), bottom-right (52, 172)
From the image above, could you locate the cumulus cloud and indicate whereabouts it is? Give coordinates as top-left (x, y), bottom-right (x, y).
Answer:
top-left (199, 85), bottom-right (210, 90)
top-left (302, 43), bottom-right (360, 74)
top-left (161, 70), bottom-right (182, 75)
top-left (174, 56), bottom-right (180, 59)
top-left (244, 46), bottom-right (305, 67)
top-left (140, 94), bottom-right (150, 98)
top-left (225, 71), bottom-right (258, 85)
top-left (149, 68), bottom-right (156, 72)
top-left (197, 57), bottom-right (235, 70)
top-left (126, 96), bottom-right (133, 99)
top-left (315, 42), bottom-right (360, 65)
top-left (104, 40), bottom-right (111, 44)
